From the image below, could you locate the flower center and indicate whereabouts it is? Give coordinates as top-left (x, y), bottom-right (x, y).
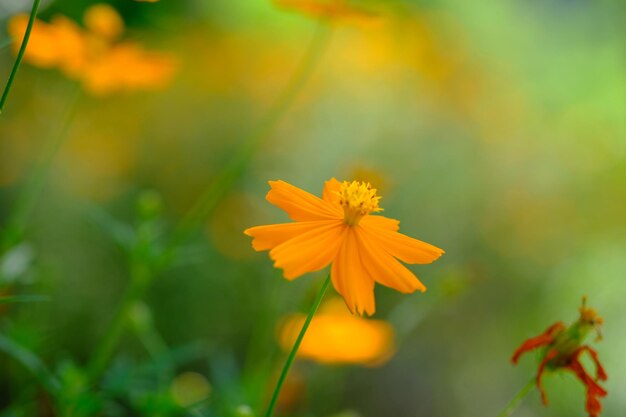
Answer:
top-left (337, 181), bottom-right (382, 226)
top-left (578, 297), bottom-right (604, 341)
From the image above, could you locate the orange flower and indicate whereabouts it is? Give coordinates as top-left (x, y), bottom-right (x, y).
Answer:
top-left (279, 298), bottom-right (395, 365)
top-left (81, 43), bottom-right (176, 95)
top-left (511, 298), bottom-right (607, 417)
top-left (7, 4), bottom-right (176, 95)
top-left (273, 0), bottom-right (377, 21)
top-left (7, 15), bottom-right (86, 73)
top-left (244, 178), bottom-right (444, 315)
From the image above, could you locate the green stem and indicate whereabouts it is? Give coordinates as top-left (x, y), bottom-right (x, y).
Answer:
top-left (0, 294), bottom-right (49, 304)
top-left (158, 21), bottom-right (333, 269)
top-left (264, 275), bottom-right (331, 417)
top-left (0, 333), bottom-right (60, 395)
top-left (86, 261), bottom-right (152, 383)
top-left (1, 87), bottom-right (81, 254)
top-left (495, 377), bottom-right (536, 417)
top-left (129, 300), bottom-right (172, 383)
top-left (0, 0), bottom-right (42, 114)
top-left (84, 17), bottom-right (333, 390)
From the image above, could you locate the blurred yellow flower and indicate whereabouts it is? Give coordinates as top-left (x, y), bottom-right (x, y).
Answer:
top-left (8, 4), bottom-right (176, 95)
top-left (273, 0), bottom-right (376, 21)
top-left (83, 4), bottom-right (124, 40)
top-left (279, 298), bottom-right (395, 365)
top-left (81, 43), bottom-right (176, 95)
top-left (7, 15), bottom-right (86, 73)
top-left (170, 372), bottom-right (211, 407)
top-left (244, 178), bottom-right (444, 315)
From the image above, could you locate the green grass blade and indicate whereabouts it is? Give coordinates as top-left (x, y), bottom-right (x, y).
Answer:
top-left (0, 0), bottom-right (42, 114)
top-left (0, 294), bottom-right (50, 304)
top-left (0, 334), bottom-right (60, 395)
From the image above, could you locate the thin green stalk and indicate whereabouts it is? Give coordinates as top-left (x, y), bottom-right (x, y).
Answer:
top-left (86, 261), bottom-right (152, 383)
top-left (1, 87), bottom-right (81, 254)
top-left (0, 0), bottom-right (42, 114)
top-left (129, 300), bottom-right (172, 384)
top-left (158, 21), bottom-right (333, 269)
top-left (0, 333), bottom-right (60, 396)
top-left (85, 18), bottom-right (333, 388)
top-left (264, 275), bottom-right (331, 417)
top-left (130, 301), bottom-right (168, 360)
top-left (495, 377), bottom-right (536, 417)
top-left (0, 294), bottom-right (49, 304)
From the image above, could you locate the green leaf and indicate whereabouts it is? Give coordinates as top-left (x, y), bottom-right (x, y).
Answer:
top-left (0, 334), bottom-right (60, 395)
top-left (85, 205), bottom-right (135, 250)
top-left (0, 294), bottom-right (50, 304)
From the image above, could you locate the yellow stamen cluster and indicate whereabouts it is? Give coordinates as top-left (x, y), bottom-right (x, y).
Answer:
top-left (579, 296), bottom-right (604, 341)
top-left (337, 181), bottom-right (382, 226)
top-left (579, 297), bottom-right (603, 326)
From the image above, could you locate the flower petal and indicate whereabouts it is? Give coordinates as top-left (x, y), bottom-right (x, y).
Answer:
top-left (361, 224), bottom-right (444, 264)
top-left (360, 214), bottom-right (399, 231)
top-left (578, 346), bottom-right (608, 381)
top-left (270, 222), bottom-right (346, 280)
top-left (267, 180), bottom-right (342, 221)
top-left (279, 301), bottom-right (395, 365)
top-left (511, 322), bottom-right (566, 364)
top-left (331, 229), bottom-right (375, 316)
top-left (566, 353), bottom-right (608, 417)
top-left (354, 227), bottom-right (425, 293)
top-left (322, 177), bottom-right (342, 206)
top-left (536, 348), bottom-right (559, 405)
top-left (244, 220), bottom-right (336, 251)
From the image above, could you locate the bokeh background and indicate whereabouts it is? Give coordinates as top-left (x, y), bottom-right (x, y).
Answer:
top-left (1, 0), bottom-right (625, 416)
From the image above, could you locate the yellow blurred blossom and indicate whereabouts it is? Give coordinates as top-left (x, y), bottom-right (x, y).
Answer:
top-left (83, 4), bottom-right (124, 40)
top-left (8, 4), bottom-right (176, 95)
top-left (348, 166), bottom-right (389, 194)
top-left (81, 43), bottom-right (176, 95)
top-left (170, 372), bottom-right (211, 407)
top-left (278, 298), bottom-right (396, 365)
top-left (7, 15), bottom-right (86, 73)
top-left (273, 0), bottom-right (377, 22)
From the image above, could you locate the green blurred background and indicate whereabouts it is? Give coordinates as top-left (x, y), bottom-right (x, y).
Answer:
top-left (1, 0), bottom-right (625, 416)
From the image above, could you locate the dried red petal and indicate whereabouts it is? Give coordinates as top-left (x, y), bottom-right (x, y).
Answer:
top-left (511, 322), bottom-right (566, 364)
top-left (566, 353), bottom-right (608, 417)
top-left (536, 349), bottom-right (559, 404)
top-left (578, 346), bottom-right (608, 381)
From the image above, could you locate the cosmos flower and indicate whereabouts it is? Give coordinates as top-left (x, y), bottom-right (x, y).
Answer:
top-left (511, 298), bottom-right (608, 417)
top-left (279, 298), bottom-right (395, 365)
top-left (244, 178), bottom-right (444, 315)
top-left (7, 4), bottom-right (176, 95)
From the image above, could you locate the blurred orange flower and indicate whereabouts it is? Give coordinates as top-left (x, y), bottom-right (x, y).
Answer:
top-left (8, 4), bottom-right (176, 95)
top-left (279, 299), bottom-right (395, 366)
top-left (512, 298), bottom-right (608, 417)
top-left (279, 298), bottom-right (395, 365)
top-left (244, 178), bottom-right (444, 315)
top-left (273, 0), bottom-right (376, 21)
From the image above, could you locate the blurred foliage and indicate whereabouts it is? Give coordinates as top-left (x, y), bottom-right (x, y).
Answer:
top-left (0, 0), bottom-right (625, 416)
